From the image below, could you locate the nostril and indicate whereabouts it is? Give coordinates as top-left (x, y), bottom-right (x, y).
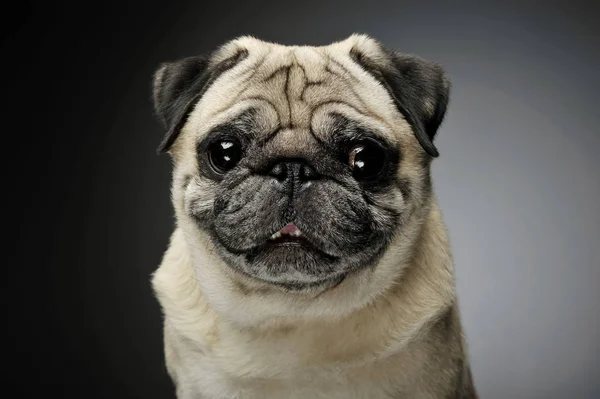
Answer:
top-left (267, 160), bottom-right (319, 183)
top-left (299, 164), bottom-right (320, 181)
top-left (269, 162), bottom-right (287, 181)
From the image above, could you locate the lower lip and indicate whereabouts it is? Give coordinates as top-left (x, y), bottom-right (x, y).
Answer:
top-left (267, 236), bottom-right (311, 247)
top-left (243, 235), bottom-right (337, 262)
top-left (262, 236), bottom-right (337, 261)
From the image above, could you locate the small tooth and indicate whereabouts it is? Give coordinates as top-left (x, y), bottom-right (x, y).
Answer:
top-left (270, 231), bottom-right (282, 240)
top-left (291, 230), bottom-right (302, 237)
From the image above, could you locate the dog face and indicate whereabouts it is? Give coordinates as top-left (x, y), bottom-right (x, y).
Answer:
top-left (153, 34), bottom-right (449, 295)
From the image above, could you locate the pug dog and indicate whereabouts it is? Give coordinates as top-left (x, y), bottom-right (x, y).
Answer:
top-left (151, 34), bottom-right (477, 399)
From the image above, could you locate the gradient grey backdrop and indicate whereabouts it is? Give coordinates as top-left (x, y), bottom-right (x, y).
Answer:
top-left (5, 1), bottom-right (599, 398)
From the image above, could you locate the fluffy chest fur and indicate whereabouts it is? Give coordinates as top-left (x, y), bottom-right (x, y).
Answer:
top-left (168, 335), bottom-right (431, 399)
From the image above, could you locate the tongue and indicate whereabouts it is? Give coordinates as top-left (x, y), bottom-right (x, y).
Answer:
top-left (280, 223), bottom-right (299, 235)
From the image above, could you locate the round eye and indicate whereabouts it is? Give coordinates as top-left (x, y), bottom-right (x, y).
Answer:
top-left (208, 139), bottom-right (242, 174)
top-left (348, 143), bottom-right (387, 181)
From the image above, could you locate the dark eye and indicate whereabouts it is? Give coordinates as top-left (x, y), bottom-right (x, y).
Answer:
top-left (348, 143), bottom-right (387, 181)
top-left (208, 139), bottom-right (242, 174)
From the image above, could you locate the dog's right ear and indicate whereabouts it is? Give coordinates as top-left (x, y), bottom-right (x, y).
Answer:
top-left (152, 49), bottom-right (248, 154)
top-left (152, 55), bottom-right (210, 154)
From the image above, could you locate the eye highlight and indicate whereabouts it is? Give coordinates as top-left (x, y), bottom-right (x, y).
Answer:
top-left (208, 139), bottom-right (243, 174)
top-left (348, 143), bottom-right (387, 181)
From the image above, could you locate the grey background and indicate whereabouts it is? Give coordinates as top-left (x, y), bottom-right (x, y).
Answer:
top-left (5, 1), bottom-right (599, 398)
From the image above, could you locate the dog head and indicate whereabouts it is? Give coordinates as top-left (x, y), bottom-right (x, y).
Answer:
top-left (152, 34), bottom-right (450, 321)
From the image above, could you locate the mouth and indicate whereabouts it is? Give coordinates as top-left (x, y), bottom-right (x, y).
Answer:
top-left (268, 222), bottom-right (304, 242)
top-left (266, 223), bottom-right (326, 251)
top-left (259, 222), bottom-right (335, 260)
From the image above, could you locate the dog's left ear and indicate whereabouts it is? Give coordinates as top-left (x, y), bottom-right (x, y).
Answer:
top-left (152, 49), bottom-right (249, 154)
top-left (350, 46), bottom-right (450, 157)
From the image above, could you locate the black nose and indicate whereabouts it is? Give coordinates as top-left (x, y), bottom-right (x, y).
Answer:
top-left (268, 159), bottom-right (320, 186)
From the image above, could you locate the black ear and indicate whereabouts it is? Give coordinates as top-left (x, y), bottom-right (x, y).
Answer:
top-left (152, 55), bottom-right (210, 153)
top-left (152, 49), bottom-right (249, 154)
top-left (350, 48), bottom-right (450, 157)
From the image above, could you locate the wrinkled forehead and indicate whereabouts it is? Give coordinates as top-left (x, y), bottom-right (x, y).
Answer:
top-left (182, 38), bottom-right (412, 146)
